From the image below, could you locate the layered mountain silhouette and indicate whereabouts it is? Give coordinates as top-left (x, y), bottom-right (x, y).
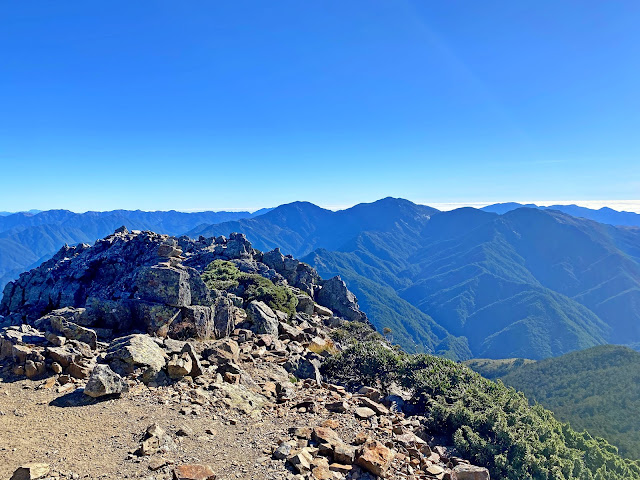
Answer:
top-left (0, 209), bottom-right (263, 287)
top-left (189, 198), bottom-right (640, 359)
top-left (2, 199), bottom-right (639, 360)
top-left (483, 202), bottom-right (640, 227)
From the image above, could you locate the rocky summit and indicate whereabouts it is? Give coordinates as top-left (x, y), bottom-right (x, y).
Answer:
top-left (0, 228), bottom-right (489, 480)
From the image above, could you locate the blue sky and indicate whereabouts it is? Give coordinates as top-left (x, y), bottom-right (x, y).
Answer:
top-left (1, 1), bottom-right (639, 212)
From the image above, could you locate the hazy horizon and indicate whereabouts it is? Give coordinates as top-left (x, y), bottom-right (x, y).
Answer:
top-left (3, 198), bottom-right (640, 215)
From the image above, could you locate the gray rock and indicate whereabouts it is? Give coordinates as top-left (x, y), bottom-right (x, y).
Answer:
top-left (316, 276), bottom-right (368, 323)
top-left (273, 442), bottom-right (292, 460)
top-left (213, 297), bottom-right (244, 339)
top-left (49, 315), bottom-right (97, 349)
top-left (172, 305), bottom-right (215, 340)
top-left (167, 352), bottom-right (193, 379)
top-left (283, 355), bottom-right (322, 384)
top-left (84, 364), bottom-right (127, 398)
top-left (131, 300), bottom-right (181, 338)
top-left (106, 334), bottom-right (167, 376)
top-left (295, 294), bottom-right (314, 315)
top-left (453, 464), bottom-right (491, 480)
top-left (246, 301), bottom-right (279, 337)
top-left (181, 342), bottom-right (203, 377)
top-left (135, 265), bottom-right (191, 307)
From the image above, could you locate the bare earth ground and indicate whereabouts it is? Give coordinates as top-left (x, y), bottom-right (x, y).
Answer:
top-left (0, 369), bottom-right (297, 480)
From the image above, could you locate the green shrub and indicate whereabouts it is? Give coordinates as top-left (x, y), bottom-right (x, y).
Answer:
top-left (201, 260), bottom-right (242, 290)
top-left (329, 321), bottom-right (381, 345)
top-left (322, 340), bottom-right (404, 393)
top-left (202, 260), bottom-right (298, 316)
top-left (240, 273), bottom-right (298, 316)
top-left (323, 339), bottom-right (640, 480)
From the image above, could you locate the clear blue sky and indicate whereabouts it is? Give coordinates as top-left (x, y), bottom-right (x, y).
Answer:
top-left (1, 1), bottom-right (639, 212)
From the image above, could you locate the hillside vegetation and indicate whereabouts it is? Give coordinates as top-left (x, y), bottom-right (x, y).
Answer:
top-left (466, 345), bottom-right (640, 459)
top-left (324, 341), bottom-right (640, 480)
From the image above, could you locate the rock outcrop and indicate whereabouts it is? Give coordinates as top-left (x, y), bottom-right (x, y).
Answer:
top-left (0, 228), bottom-right (491, 479)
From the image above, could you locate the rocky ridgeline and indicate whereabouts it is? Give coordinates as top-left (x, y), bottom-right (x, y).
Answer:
top-left (0, 228), bottom-right (489, 480)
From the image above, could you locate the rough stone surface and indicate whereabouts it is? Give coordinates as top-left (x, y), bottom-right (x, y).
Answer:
top-left (106, 334), bottom-right (167, 375)
top-left (316, 276), bottom-right (368, 323)
top-left (84, 364), bottom-right (127, 398)
top-left (173, 464), bottom-right (216, 480)
top-left (356, 441), bottom-right (394, 476)
top-left (453, 464), bottom-right (491, 480)
top-left (10, 464), bottom-right (50, 480)
top-left (245, 301), bottom-right (279, 337)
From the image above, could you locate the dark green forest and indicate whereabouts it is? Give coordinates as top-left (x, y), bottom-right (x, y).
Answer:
top-left (466, 345), bottom-right (640, 459)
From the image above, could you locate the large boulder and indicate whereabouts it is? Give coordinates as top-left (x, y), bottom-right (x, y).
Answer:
top-left (131, 300), bottom-right (181, 337)
top-left (284, 354), bottom-right (322, 384)
top-left (171, 305), bottom-right (214, 340)
top-left (49, 315), bottom-right (97, 349)
top-left (84, 364), bottom-right (127, 398)
top-left (245, 301), bottom-right (279, 337)
top-left (134, 265), bottom-right (191, 306)
top-left (316, 276), bottom-right (367, 323)
top-left (213, 297), bottom-right (245, 339)
top-left (105, 334), bottom-right (167, 377)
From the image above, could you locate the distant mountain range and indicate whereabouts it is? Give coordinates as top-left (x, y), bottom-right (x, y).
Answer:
top-left (466, 345), bottom-right (640, 459)
top-left (189, 198), bottom-right (640, 359)
top-left (2, 199), bottom-right (639, 362)
top-left (482, 202), bottom-right (640, 227)
top-left (0, 209), bottom-right (265, 287)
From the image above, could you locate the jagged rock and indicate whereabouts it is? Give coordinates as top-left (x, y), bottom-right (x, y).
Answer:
top-left (173, 464), bottom-right (216, 480)
top-left (288, 450), bottom-right (313, 474)
top-left (359, 397), bottom-right (389, 415)
top-left (205, 338), bottom-right (239, 363)
top-left (333, 443), bottom-right (356, 464)
top-left (135, 265), bottom-right (192, 306)
top-left (49, 315), bottom-right (97, 349)
top-left (284, 355), bottom-right (322, 384)
top-left (213, 297), bottom-right (244, 339)
top-left (131, 300), bottom-right (182, 338)
top-left (426, 464), bottom-right (445, 476)
top-left (10, 463), bottom-right (50, 480)
top-left (453, 464), bottom-right (491, 480)
top-left (46, 341), bottom-right (91, 367)
top-left (312, 427), bottom-right (343, 447)
top-left (11, 344), bottom-right (31, 364)
top-left (167, 353), bottom-right (193, 379)
top-left (45, 332), bottom-right (65, 346)
top-left (106, 334), bottom-right (167, 377)
top-left (273, 442), bottom-right (292, 460)
top-left (316, 276), bottom-right (367, 323)
top-left (279, 321), bottom-right (305, 342)
top-left (313, 304), bottom-right (333, 317)
top-left (356, 441), bottom-right (394, 477)
top-left (245, 300), bottom-right (279, 336)
top-left (84, 364), bottom-right (127, 397)
top-left (172, 305), bottom-right (214, 340)
top-left (181, 342), bottom-right (203, 377)
top-left (295, 294), bottom-right (315, 315)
